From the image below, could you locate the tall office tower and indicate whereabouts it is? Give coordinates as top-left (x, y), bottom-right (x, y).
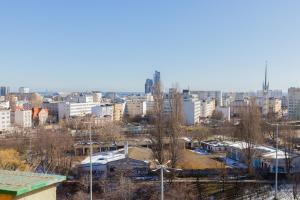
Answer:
top-left (145, 79), bottom-right (153, 94)
top-left (0, 86), bottom-right (10, 96)
top-left (288, 87), bottom-right (300, 120)
top-left (262, 63), bottom-right (269, 116)
top-left (153, 70), bottom-right (161, 85)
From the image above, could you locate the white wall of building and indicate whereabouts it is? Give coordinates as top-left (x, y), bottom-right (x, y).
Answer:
top-left (92, 104), bottom-right (114, 118)
top-left (0, 109), bottom-right (11, 131)
top-left (200, 99), bottom-right (215, 118)
top-left (58, 102), bottom-right (99, 119)
top-left (183, 98), bottom-right (201, 125)
top-left (15, 110), bottom-right (32, 128)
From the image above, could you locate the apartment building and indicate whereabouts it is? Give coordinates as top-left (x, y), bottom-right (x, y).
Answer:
top-left (0, 109), bottom-right (11, 131)
top-left (58, 102), bottom-right (98, 119)
top-left (200, 99), bottom-right (216, 118)
top-left (182, 96), bottom-right (201, 125)
top-left (15, 110), bottom-right (32, 128)
top-left (191, 90), bottom-right (222, 106)
top-left (113, 103), bottom-right (125, 121)
top-left (288, 87), bottom-right (300, 120)
top-left (92, 104), bottom-right (114, 119)
top-left (126, 100), bottom-right (146, 118)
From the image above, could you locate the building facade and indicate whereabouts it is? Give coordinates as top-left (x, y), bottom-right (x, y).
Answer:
top-left (15, 110), bottom-right (32, 128)
top-left (288, 87), bottom-right (300, 120)
top-left (0, 86), bottom-right (10, 96)
top-left (0, 109), bottom-right (10, 132)
top-left (126, 101), bottom-right (146, 118)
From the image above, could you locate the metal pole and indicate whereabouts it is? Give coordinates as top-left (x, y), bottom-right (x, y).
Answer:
top-left (89, 122), bottom-right (93, 200)
top-left (161, 166), bottom-right (164, 200)
top-left (275, 124), bottom-right (279, 200)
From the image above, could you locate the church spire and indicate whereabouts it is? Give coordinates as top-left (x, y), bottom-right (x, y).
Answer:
top-left (263, 61), bottom-right (269, 92)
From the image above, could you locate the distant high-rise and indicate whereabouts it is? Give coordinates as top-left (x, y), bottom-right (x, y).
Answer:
top-left (0, 86), bottom-right (10, 96)
top-left (19, 87), bottom-right (30, 94)
top-left (145, 79), bottom-right (153, 94)
top-left (153, 70), bottom-right (161, 85)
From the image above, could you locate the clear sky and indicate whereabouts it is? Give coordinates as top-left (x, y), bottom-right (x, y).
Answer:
top-left (0, 1), bottom-right (300, 92)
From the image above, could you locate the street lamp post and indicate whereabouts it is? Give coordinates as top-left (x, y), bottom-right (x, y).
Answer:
top-left (266, 122), bottom-right (279, 200)
top-left (153, 160), bottom-right (171, 200)
top-left (275, 124), bottom-right (279, 200)
top-left (89, 122), bottom-right (93, 200)
top-left (84, 118), bottom-right (93, 200)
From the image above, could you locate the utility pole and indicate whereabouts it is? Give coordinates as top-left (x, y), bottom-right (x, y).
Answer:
top-left (275, 123), bottom-right (279, 200)
top-left (89, 121), bottom-right (93, 200)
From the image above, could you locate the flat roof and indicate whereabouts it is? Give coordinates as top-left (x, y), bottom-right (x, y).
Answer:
top-left (0, 170), bottom-right (66, 196)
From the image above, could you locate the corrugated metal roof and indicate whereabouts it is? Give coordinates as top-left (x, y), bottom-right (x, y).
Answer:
top-left (0, 170), bottom-right (66, 196)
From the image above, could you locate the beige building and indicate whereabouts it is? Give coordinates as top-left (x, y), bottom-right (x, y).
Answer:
top-left (113, 103), bottom-right (125, 121)
top-left (126, 100), bottom-right (146, 118)
top-left (0, 170), bottom-right (65, 200)
top-left (269, 98), bottom-right (282, 114)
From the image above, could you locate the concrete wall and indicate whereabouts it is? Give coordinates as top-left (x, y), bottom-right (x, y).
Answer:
top-left (16, 185), bottom-right (56, 200)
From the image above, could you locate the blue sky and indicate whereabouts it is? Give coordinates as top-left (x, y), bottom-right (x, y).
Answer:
top-left (0, 1), bottom-right (300, 92)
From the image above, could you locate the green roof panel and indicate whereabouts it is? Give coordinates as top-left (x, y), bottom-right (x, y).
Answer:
top-left (0, 170), bottom-right (66, 196)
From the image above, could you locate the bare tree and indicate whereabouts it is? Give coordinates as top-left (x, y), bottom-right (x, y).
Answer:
top-left (236, 98), bottom-right (263, 174)
top-left (151, 82), bottom-right (166, 164)
top-left (167, 86), bottom-right (184, 169)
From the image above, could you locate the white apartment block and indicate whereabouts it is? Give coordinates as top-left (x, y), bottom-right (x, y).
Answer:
top-left (91, 104), bottom-right (114, 119)
top-left (0, 109), bottom-right (11, 131)
top-left (58, 102), bottom-right (99, 119)
top-left (200, 99), bottom-right (216, 118)
top-left (182, 97), bottom-right (201, 125)
top-left (191, 91), bottom-right (222, 106)
top-left (15, 110), bottom-right (32, 128)
top-left (288, 87), bottom-right (300, 120)
top-left (126, 101), bottom-right (146, 118)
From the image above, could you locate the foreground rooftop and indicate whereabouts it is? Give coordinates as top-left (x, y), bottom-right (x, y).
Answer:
top-left (0, 170), bottom-right (66, 196)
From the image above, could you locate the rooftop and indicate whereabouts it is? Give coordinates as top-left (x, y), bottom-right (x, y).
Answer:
top-left (0, 170), bottom-right (66, 196)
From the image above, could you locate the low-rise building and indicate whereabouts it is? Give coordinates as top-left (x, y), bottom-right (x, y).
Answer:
top-left (79, 148), bottom-right (150, 179)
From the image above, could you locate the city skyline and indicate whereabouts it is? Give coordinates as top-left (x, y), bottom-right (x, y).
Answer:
top-left (1, 1), bottom-right (300, 91)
